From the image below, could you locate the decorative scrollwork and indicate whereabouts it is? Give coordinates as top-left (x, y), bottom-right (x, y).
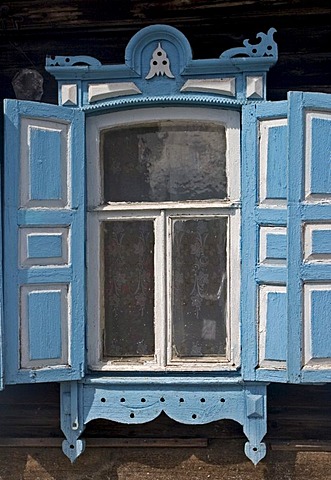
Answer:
top-left (220, 28), bottom-right (277, 59)
top-left (46, 55), bottom-right (101, 67)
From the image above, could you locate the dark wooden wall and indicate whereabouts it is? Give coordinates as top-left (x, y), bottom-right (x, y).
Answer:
top-left (0, 1), bottom-right (331, 478)
top-left (0, 0), bottom-right (330, 103)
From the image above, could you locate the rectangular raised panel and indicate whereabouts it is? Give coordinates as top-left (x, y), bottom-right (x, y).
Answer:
top-left (20, 227), bottom-right (69, 266)
top-left (20, 118), bottom-right (69, 207)
top-left (88, 82), bottom-right (141, 103)
top-left (303, 284), bottom-right (331, 367)
top-left (304, 224), bottom-right (331, 263)
top-left (20, 285), bottom-right (69, 368)
top-left (305, 112), bottom-right (331, 201)
top-left (259, 118), bottom-right (287, 206)
top-left (259, 285), bottom-right (287, 367)
top-left (260, 226), bottom-right (287, 265)
top-left (180, 78), bottom-right (236, 96)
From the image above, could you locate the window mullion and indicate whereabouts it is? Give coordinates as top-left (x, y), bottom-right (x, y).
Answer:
top-left (154, 210), bottom-right (167, 367)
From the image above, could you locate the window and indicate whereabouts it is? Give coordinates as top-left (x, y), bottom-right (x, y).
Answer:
top-left (87, 107), bottom-right (240, 371)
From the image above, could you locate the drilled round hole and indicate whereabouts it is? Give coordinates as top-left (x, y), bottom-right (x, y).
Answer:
top-left (162, 60), bottom-right (167, 65)
top-left (130, 413), bottom-right (135, 418)
top-left (252, 48), bottom-right (257, 54)
top-left (179, 398), bottom-right (184, 403)
top-left (69, 444), bottom-right (75, 450)
top-left (220, 398), bottom-right (225, 403)
top-left (120, 398), bottom-right (125, 403)
top-left (157, 51), bottom-right (162, 56)
top-left (200, 398), bottom-right (205, 403)
top-left (141, 398), bottom-right (146, 403)
top-left (101, 397), bottom-right (106, 403)
top-left (160, 397), bottom-right (165, 402)
top-left (153, 61), bottom-right (158, 65)
top-left (65, 57), bottom-right (70, 62)
top-left (253, 447), bottom-right (258, 452)
top-left (192, 414), bottom-right (197, 419)
top-left (267, 45), bottom-right (272, 50)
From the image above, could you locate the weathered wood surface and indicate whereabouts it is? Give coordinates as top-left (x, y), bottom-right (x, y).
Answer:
top-left (0, 383), bottom-right (330, 441)
top-left (0, 0), bottom-right (330, 102)
top-left (0, 384), bottom-right (327, 478)
top-left (0, 1), bottom-right (330, 476)
top-left (0, 442), bottom-right (330, 480)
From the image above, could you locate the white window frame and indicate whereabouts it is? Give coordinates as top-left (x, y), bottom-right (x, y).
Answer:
top-left (86, 107), bottom-right (240, 371)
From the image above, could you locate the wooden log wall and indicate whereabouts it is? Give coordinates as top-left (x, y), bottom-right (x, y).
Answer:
top-left (0, 1), bottom-right (330, 477)
top-left (0, 0), bottom-right (330, 103)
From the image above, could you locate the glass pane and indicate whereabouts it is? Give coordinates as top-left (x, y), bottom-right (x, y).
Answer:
top-left (102, 221), bottom-right (155, 358)
top-left (172, 217), bottom-right (227, 358)
top-left (102, 121), bottom-right (227, 202)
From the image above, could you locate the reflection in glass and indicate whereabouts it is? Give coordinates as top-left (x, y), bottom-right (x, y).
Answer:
top-left (102, 221), bottom-right (155, 358)
top-left (172, 218), bottom-right (227, 358)
top-left (102, 121), bottom-right (227, 202)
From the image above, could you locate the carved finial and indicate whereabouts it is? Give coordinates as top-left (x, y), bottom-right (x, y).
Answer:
top-left (145, 43), bottom-right (175, 79)
top-left (220, 28), bottom-right (277, 59)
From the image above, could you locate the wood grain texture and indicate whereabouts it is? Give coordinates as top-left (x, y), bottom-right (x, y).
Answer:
top-left (0, 1), bottom-right (330, 102)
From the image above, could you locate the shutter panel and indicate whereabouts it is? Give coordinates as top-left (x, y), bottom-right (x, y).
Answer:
top-left (4, 100), bottom-right (85, 384)
top-left (0, 163), bottom-right (3, 390)
top-left (242, 101), bottom-right (289, 382)
top-left (287, 92), bottom-right (331, 383)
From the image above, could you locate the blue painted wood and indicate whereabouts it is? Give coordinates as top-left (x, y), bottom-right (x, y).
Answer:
top-left (18, 209), bottom-right (74, 225)
top-left (311, 228), bottom-right (331, 255)
top-left (27, 233), bottom-right (62, 259)
top-left (310, 117), bottom-right (331, 195)
top-left (287, 91), bottom-right (331, 383)
top-left (242, 100), bottom-right (288, 383)
top-left (265, 291), bottom-right (287, 362)
top-left (310, 289), bottom-right (331, 359)
top-left (0, 142), bottom-right (3, 391)
top-left (28, 290), bottom-right (62, 361)
top-left (266, 124), bottom-right (287, 200)
top-left (4, 99), bottom-right (85, 385)
top-left (46, 25), bottom-right (278, 106)
top-left (265, 232), bottom-right (287, 261)
top-left (29, 127), bottom-right (62, 201)
top-left (60, 381), bottom-right (268, 465)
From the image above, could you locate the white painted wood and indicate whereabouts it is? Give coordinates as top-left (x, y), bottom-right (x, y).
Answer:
top-left (304, 223), bottom-right (331, 263)
top-left (259, 118), bottom-right (287, 207)
top-left (155, 211), bottom-right (167, 368)
top-left (180, 78), bottom-right (236, 96)
top-left (258, 285), bottom-right (287, 369)
top-left (20, 118), bottom-right (69, 208)
top-left (246, 76), bottom-right (263, 99)
top-left (88, 82), bottom-right (142, 103)
top-left (303, 284), bottom-right (331, 368)
top-left (19, 227), bottom-right (69, 267)
top-left (259, 226), bottom-right (287, 265)
top-left (87, 211), bottom-right (160, 371)
top-left (86, 107), bottom-right (240, 209)
top-left (86, 106), bottom-right (241, 372)
top-left (61, 84), bottom-right (78, 106)
top-left (305, 111), bottom-right (331, 202)
top-left (20, 284), bottom-right (69, 369)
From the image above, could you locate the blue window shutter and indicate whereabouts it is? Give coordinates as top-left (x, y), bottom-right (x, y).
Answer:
top-left (287, 92), bottom-right (331, 383)
top-left (242, 101), bottom-right (289, 382)
top-left (4, 100), bottom-right (85, 384)
top-left (0, 162), bottom-right (3, 391)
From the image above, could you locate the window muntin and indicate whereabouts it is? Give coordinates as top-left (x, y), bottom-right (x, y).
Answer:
top-left (87, 107), bottom-right (240, 371)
